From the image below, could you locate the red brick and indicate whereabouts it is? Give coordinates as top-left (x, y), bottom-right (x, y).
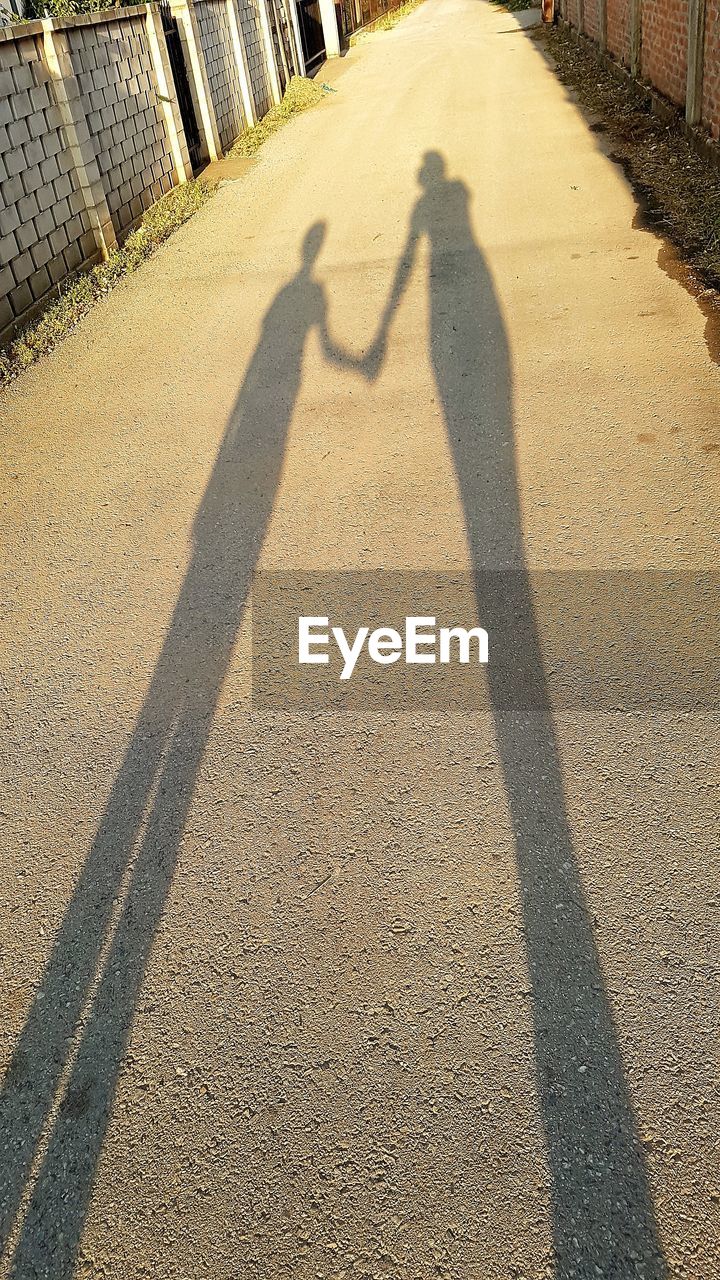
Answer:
top-left (561, 0), bottom-right (715, 123)
top-left (607, 0), bottom-right (631, 64)
top-left (584, 0), bottom-right (601, 42)
top-left (640, 0), bottom-right (689, 106)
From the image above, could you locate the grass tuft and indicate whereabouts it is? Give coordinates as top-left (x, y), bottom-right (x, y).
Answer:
top-left (1, 178), bottom-right (212, 392)
top-left (230, 76), bottom-right (331, 158)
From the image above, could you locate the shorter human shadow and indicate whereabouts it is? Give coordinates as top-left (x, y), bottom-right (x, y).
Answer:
top-left (0, 222), bottom-right (363, 1280)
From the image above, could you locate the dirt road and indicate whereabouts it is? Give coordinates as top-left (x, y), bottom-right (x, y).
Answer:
top-left (1, 1), bottom-right (719, 1276)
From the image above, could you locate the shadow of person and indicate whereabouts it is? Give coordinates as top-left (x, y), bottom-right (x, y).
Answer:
top-left (0, 221), bottom-right (360, 1279)
top-left (367, 151), bottom-right (667, 1278)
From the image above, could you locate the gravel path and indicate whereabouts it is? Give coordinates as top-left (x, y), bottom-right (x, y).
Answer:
top-left (1, 2), bottom-right (719, 1276)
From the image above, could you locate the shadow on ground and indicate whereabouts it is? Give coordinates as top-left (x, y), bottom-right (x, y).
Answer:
top-left (0, 152), bottom-right (665, 1279)
top-left (0, 222), bottom-right (357, 1278)
top-left (367, 148), bottom-right (666, 1279)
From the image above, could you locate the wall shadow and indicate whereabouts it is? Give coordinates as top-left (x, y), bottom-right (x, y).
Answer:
top-left (0, 221), bottom-right (355, 1279)
top-left (370, 150), bottom-right (667, 1278)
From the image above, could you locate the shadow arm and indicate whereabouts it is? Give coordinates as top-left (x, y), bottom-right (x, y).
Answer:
top-left (381, 220), bottom-right (421, 325)
top-left (362, 216), bottom-right (422, 378)
top-left (318, 320), bottom-right (368, 372)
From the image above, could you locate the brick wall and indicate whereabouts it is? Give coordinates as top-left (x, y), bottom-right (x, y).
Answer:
top-left (65, 11), bottom-right (175, 235)
top-left (0, 25), bottom-right (97, 337)
top-left (195, 0), bottom-right (247, 151)
top-left (563, 0), bottom-right (582, 30)
top-left (0, 0), bottom-right (295, 344)
top-left (238, 0), bottom-right (272, 117)
top-left (559, 0), bottom-right (720, 147)
top-left (641, 0), bottom-right (689, 105)
top-left (583, 0), bottom-right (601, 45)
top-left (607, 0), bottom-right (631, 64)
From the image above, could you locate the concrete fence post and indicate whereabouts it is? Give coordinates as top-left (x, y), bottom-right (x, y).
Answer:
top-left (317, 0), bottom-right (341, 57)
top-left (145, 4), bottom-right (194, 183)
top-left (598, 0), bottom-right (607, 51)
top-left (630, 0), bottom-right (641, 76)
top-left (225, 0), bottom-right (258, 125)
top-left (41, 19), bottom-right (117, 259)
top-left (686, 0), bottom-right (706, 125)
top-left (169, 0), bottom-right (222, 160)
top-left (256, 0), bottom-right (284, 105)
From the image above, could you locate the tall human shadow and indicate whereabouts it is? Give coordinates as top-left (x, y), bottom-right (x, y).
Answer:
top-left (369, 152), bottom-right (667, 1278)
top-left (0, 222), bottom-right (356, 1279)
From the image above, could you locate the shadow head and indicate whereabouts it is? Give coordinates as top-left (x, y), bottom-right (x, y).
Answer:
top-left (418, 151), bottom-right (446, 189)
top-left (302, 221), bottom-right (327, 270)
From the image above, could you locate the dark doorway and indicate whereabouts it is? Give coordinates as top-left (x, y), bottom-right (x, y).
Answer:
top-left (297, 0), bottom-right (326, 70)
top-left (160, 0), bottom-right (203, 173)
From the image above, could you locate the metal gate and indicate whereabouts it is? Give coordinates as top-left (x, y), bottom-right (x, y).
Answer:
top-left (297, 0), bottom-right (325, 70)
top-left (342, 0), bottom-right (397, 36)
top-left (160, 1), bottom-right (203, 173)
top-left (338, 0), bottom-right (361, 39)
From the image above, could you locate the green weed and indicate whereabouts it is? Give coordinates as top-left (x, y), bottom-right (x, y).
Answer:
top-left (1, 179), bottom-right (211, 391)
top-left (230, 76), bottom-right (330, 158)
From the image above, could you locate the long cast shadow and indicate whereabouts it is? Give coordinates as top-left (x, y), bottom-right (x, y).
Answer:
top-left (0, 222), bottom-right (354, 1279)
top-left (371, 151), bottom-right (666, 1278)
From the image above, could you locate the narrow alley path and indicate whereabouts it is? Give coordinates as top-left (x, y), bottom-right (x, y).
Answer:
top-left (1, 2), bottom-right (719, 1277)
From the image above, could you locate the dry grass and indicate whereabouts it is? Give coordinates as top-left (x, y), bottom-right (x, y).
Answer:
top-left (229, 76), bottom-right (331, 158)
top-left (1, 179), bottom-right (212, 392)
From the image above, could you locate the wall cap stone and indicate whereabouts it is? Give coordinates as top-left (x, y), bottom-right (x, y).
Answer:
top-left (0, 3), bottom-right (149, 44)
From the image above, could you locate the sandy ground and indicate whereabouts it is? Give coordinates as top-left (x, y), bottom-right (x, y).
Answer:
top-left (1, 1), bottom-right (720, 1277)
